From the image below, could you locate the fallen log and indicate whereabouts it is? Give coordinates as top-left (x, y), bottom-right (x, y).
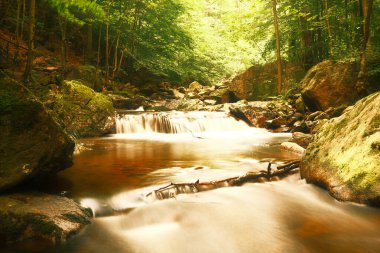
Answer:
top-left (147, 160), bottom-right (300, 200)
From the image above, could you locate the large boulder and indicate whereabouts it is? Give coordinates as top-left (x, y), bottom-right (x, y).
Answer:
top-left (65, 65), bottom-right (102, 91)
top-left (209, 88), bottom-right (240, 104)
top-left (300, 60), bottom-right (360, 111)
top-left (0, 192), bottom-right (91, 243)
top-left (0, 76), bottom-right (74, 191)
top-left (300, 92), bottom-right (380, 206)
top-left (47, 80), bottom-right (115, 137)
top-left (228, 63), bottom-right (305, 100)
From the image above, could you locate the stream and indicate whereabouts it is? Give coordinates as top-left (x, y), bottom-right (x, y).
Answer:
top-left (4, 111), bottom-right (380, 253)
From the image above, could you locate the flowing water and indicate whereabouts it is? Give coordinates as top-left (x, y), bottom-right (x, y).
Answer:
top-left (4, 111), bottom-right (380, 253)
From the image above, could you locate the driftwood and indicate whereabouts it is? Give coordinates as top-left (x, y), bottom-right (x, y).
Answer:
top-left (147, 160), bottom-right (300, 200)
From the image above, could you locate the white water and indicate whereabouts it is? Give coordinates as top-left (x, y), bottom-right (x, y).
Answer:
top-left (115, 111), bottom-right (251, 134)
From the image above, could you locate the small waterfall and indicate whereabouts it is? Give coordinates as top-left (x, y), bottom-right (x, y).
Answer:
top-left (115, 111), bottom-right (250, 134)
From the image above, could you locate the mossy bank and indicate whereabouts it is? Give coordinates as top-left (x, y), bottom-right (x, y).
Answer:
top-left (301, 92), bottom-right (380, 206)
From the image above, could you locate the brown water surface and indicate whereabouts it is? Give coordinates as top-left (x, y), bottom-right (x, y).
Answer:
top-left (3, 112), bottom-right (380, 253)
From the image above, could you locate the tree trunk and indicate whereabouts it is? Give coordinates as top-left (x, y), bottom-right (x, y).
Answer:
top-left (85, 22), bottom-right (93, 64)
top-left (58, 16), bottom-right (68, 70)
top-left (272, 0), bottom-right (283, 95)
top-left (112, 30), bottom-right (120, 78)
top-left (16, 0), bottom-right (21, 41)
top-left (116, 49), bottom-right (124, 75)
top-left (356, 0), bottom-right (374, 95)
top-left (20, 0), bottom-right (26, 41)
top-left (324, 0), bottom-right (333, 57)
top-left (105, 1), bottom-right (113, 86)
top-left (23, 0), bottom-right (35, 82)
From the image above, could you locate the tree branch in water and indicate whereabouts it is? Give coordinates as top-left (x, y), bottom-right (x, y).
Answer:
top-left (147, 161), bottom-right (300, 200)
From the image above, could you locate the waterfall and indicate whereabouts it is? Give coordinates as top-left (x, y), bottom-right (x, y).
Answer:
top-left (115, 111), bottom-right (251, 134)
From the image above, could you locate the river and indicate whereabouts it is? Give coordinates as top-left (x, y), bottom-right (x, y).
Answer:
top-left (4, 111), bottom-right (380, 253)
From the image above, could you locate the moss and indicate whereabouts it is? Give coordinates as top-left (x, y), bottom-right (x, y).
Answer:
top-left (302, 92), bottom-right (380, 204)
top-left (88, 93), bottom-right (113, 112)
top-left (47, 80), bottom-right (115, 137)
top-left (0, 78), bottom-right (31, 112)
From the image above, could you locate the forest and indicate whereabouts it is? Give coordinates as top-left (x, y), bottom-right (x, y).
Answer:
top-left (1, 0), bottom-right (380, 253)
top-left (0, 0), bottom-right (379, 87)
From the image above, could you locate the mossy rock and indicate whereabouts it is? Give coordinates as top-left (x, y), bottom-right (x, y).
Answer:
top-left (65, 65), bottom-right (102, 91)
top-left (48, 80), bottom-right (115, 138)
top-left (0, 192), bottom-right (91, 243)
top-left (0, 76), bottom-right (75, 192)
top-left (300, 60), bottom-right (360, 112)
top-left (301, 92), bottom-right (380, 206)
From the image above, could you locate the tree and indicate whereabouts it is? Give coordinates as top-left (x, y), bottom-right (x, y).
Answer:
top-left (324, 0), bottom-right (333, 57)
top-left (356, 0), bottom-right (374, 95)
top-left (272, 0), bottom-right (283, 94)
top-left (23, 0), bottom-right (36, 82)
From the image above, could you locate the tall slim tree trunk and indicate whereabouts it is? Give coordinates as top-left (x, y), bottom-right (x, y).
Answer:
top-left (324, 0), bottom-right (333, 57)
top-left (356, 0), bottom-right (373, 94)
top-left (16, 0), bottom-right (21, 41)
top-left (116, 49), bottom-right (124, 75)
top-left (85, 22), bottom-right (93, 64)
top-left (345, 0), bottom-right (350, 50)
top-left (112, 30), bottom-right (120, 78)
top-left (272, 0), bottom-right (283, 95)
top-left (20, 0), bottom-right (26, 41)
top-left (105, 20), bottom-right (109, 85)
top-left (58, 16), bottom-right (68, 70)
top-left (23, 0), bottom-right (35, 82)
top-left (96, 24), bottom-right (101, 71)
top-left (105, 1), bottom-right (113, 86)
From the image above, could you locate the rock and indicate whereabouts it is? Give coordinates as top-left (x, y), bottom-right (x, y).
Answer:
top-left (0, 76), bottom-right (74, 191)
top-left (291, 121), bottom-right (310, 133)
top-left (177, 87), bottom-right (186, 93)
top-left (280, 142), bottom-right (305, 156)
top-left (295, 96), bottom-right (306, 113)
top-left (233, 101), bottom-right (295, 129)
top-left (300, 92), bottom-right (380, 206)
top-left (108, 94), bottom-right (148, 110)
top-left (209, 88), bottom-right (240, 104)
top-left (47, 80), bottom-right (115, 137)
top-left (306, 111), bottom-right (323, 121)
top-left (325, 106), bottom-right (347, 118)
top-left (188, 81), bottom-right (203, 92)
top-left (177, 99), bottom-right (205, 111)
top-left (65, 65), bottom-right (101, 91)
top-left (186, 92), bottom-right (201, 99)
top-left (292, 132), bottom-right (313, 148)
top-left (228, 63), bottom-right (305, 100)
top-left (272, 117), bottom-right (287, 127)
top-left (204, 99), bottom-right (217, 105)
top-left (172, 89), bottom-right (185, 99)
top-left (236, 99), bottom-right (249, 105)
top-left (0, 192), bottom-right (91, 243)
top-left (310, 119), bottom-right (329, 134)
top-left (300, 60), bottom-right (360, 111)
top-left (229, 107), bottom-right (254, 127)
top-left (314, 112), bottom-right (329, 121)
top-left (265, 117), bottom-right (286, 129)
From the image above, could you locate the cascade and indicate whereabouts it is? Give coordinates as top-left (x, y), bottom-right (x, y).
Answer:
top-left (115, 111), bottom-right (250, 134)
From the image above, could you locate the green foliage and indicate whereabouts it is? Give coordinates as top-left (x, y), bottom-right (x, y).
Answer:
top-left (2, 0), bottom-right (379, 86)
top-left (46, 0), bottom-right (105, 25)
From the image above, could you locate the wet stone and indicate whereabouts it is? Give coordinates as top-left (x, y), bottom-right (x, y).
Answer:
top-left (0, 192), bottom-right (92, 244)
